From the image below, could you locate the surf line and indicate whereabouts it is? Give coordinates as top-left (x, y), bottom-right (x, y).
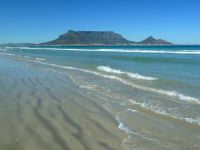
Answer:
top-left (17, 57), bottom-right (200, 104)
top-left (6, 47), bottom-right (200, 55)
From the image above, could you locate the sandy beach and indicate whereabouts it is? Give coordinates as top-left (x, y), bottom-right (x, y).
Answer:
top-left (0, 56), bottom-right (125, 150)
top-left (0, 46), bottom-right (200, 150)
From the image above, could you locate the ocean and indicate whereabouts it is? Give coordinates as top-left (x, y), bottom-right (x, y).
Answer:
top-left (0, 45), bottom-right (200, 150)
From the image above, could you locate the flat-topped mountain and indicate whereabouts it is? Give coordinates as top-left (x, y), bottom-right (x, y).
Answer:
top-left (42, 30), bottom-right (130, 45)
top-left (41, 30), bottom-right (172, 45)
top-left (139, 36), bottom-right (172, 45)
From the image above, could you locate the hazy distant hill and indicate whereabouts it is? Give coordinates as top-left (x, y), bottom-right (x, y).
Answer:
top-left (41, 30), bottom-right (173, 46)
top-left (139, 36), bottom-right (172, 45)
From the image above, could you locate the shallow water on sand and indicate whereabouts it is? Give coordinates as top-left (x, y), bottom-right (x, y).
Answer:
top-left (0, 46), bottom-right (200, 150)
top-left (0, 56), bottom-right (125, 150)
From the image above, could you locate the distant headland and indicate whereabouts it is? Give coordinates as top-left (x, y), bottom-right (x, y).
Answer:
top-left (40, 30), bottom-right (173, 46)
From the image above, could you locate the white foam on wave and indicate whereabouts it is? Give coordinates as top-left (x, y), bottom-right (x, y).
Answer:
top-left (3, 53), bottom-right (199, 126)
top-left (184, 117), bottom-right (200, 125)
top-left (115, 112), bottom-right (156, 142)
top-left (127, 108), bottom-right (138, 113)
top-left (97, 66), bottom-right (157, 81)
top-left (129, 99), bottom-right (200, 126)
top-left (6, 47), bottom-right (88, 51)
top-left (0, 52), bottom-right (16, 56)
top-left (116, 115), bottom-right (137, 135)
top-left (16, 57), bottom-right (200, 105)
top-left (6, 47), bottom-right (200, 55)
top-left (98, 49), bottom-right (200, 55)
top-left (35, 58), bottom-right (46, 61)
top-left (130, 99), bottom-right (176, 117)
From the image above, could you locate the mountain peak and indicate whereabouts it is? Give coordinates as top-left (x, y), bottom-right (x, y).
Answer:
top-left (144, 36), bottom-right (156, 41)
top-left (146, 36), bottom-right (155, 39)
top-left (41, 31), bottom-right (173, 45)
top-left (140, 36), bottom-right (172, 45)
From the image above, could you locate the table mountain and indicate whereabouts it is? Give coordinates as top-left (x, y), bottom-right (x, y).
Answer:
top-left (41, 30), bottom-right (172, 45)
top-left (41, 30), bottom-right (130, 45)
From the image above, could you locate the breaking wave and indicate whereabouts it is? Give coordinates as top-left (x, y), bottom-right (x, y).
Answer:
top-left (5, 47), bottom-right (200, 55)
top-left (16, 57), bottom-right (200, 105)
top-left (35, 58), bottom-right (46, 61)
top-left (97, 66), bottom-right (157, 80)
top-left (1, 53), bottom-right (200, 126)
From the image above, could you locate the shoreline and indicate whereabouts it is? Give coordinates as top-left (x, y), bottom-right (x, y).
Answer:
top-left (0, 55), bottom-right (126, 150)
top-left (1, 48), bottom-right (200, 150)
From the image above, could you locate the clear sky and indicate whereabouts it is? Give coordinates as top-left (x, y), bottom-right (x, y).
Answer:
top-left (0, 0), bottom-right (200, 44)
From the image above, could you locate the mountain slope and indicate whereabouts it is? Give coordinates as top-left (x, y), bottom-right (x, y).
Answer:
top-left (41, 30), bottom-right (172, 45)
top-left (41, 30), bottom-right (130, 45)
top-left (139, 36), bottom-right (172, 45)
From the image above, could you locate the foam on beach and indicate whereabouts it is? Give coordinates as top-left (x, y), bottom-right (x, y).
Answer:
top-left (14, 57), bottom-right (200, 105)
top-left (1, 53), bottom-right (200, 150)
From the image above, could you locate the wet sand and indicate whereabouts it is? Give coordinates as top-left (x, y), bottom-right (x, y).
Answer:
top-left (0, 56), bottom-right (125, 150)
top-left (1, 54), bottom-right (200, 150)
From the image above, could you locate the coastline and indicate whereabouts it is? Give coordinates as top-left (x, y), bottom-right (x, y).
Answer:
top-left (5, 43), bottom-right (200, 48)
top-left (0, 46), bottom-right (200, 150)
top-left (0, 55), bottom-right (125, 150)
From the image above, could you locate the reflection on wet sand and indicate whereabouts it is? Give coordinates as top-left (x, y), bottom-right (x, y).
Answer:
top-left (0, 57), bottom-right (125, 150)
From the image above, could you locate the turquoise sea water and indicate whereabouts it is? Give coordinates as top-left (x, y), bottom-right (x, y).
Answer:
top-left (3, 45), bottom-right (200, 96)
top-left (0, 45), bottom-right (200, 149)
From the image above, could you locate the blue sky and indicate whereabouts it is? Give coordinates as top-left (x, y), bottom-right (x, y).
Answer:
top-left (0, 0), bottom-right (200, 44)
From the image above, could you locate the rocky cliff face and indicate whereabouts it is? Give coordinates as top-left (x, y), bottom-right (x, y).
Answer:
top-left (42, 30), bottom-right (130, 45)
